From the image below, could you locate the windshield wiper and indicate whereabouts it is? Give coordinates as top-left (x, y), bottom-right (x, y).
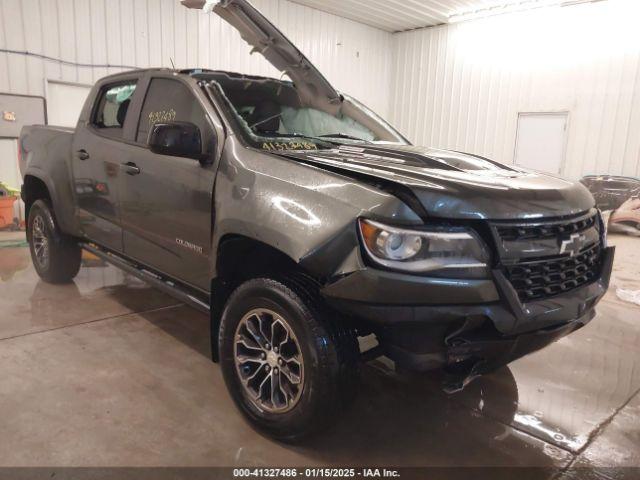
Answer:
top-left (317, 133), bottom-right (371, 143)
top-left (260, 132), bottom-right (325, 141)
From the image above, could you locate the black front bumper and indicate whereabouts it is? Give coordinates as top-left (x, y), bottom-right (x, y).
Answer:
top-left (323, 246), bottom-right (615, 378)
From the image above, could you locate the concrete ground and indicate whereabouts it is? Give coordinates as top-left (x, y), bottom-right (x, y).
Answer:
top-left (0, 231), bottom-right (638, 476)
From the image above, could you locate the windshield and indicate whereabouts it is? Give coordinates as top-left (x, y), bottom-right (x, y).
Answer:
top-left (197, 72), bottom-right (408, 151)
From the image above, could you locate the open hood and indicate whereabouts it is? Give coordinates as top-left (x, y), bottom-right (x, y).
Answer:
top-left (181, 0), bottom-right (341, 111)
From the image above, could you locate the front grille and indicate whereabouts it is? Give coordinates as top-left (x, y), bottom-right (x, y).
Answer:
top-left (493, 212), bottom-right (604, 302)
top-left (502, 243), bottom-right (602, 302)
top-left (496, 214), bottom-right (597, 241)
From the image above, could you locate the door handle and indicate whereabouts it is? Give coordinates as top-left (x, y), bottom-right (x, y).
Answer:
top-left (120, 162), bottom-right (141, 176)
top-left (76, 149), bottom-right (90, 161)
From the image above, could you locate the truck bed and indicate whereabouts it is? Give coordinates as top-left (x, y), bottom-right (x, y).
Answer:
top-left (20, 125), bottom-right (74, 179)
top-left (20, 124), bottom-right (78, 235)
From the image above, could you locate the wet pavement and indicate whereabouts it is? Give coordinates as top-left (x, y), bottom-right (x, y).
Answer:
top-left (0, 232), bottom-right (638, 475)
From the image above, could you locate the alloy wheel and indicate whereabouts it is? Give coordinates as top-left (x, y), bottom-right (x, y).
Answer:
top-left (233, 308), bottom-right (304, 413)
top-left (32, 215), bottom-right (50, 270)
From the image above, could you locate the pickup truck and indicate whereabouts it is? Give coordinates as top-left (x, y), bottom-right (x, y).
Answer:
top-left (20, 0), bottom-right (614, 440)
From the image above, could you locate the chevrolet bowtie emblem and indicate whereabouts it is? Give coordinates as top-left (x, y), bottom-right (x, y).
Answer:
top-left (559, 233), bottom-right (586, 257)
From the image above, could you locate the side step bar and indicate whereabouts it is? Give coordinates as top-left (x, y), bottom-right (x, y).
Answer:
top-left (81, 243), bottom-right (210, 314)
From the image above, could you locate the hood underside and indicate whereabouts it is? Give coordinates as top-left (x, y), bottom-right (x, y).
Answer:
top-left (181, 0), bottom-right (341, 113)
top-left (278, 144), bottom-right (595, 221)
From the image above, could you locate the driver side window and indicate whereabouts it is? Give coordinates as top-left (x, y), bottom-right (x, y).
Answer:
top-left (136, 78), bottom-right (212, 147)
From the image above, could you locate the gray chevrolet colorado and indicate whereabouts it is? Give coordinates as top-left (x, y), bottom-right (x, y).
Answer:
top-left (20, 0), bottom-right (614, 440)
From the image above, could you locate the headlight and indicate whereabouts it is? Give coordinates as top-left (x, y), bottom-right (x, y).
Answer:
top-left (358, 219), bottom-right (490, 278)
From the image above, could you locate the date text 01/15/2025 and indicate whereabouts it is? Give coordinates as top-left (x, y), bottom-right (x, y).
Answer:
top-left (232, 468), bottom-right (400, 478)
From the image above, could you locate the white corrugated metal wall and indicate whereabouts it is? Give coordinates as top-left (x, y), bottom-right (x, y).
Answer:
top-left (0, 0), bottom-right (392, 117)
top-left (388, 0), bottom-right (640, 178)
top-left (2, 0), bottom-right (639, 178)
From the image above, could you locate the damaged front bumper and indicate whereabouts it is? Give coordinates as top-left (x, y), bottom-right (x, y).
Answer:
top-left (323, 246), bottom-right (615, 389)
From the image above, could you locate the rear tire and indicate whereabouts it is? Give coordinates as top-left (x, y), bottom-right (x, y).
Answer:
top-left (27, 199), bottom-right (81, 283)
top-left (219, 276), bottom-right (359, 441)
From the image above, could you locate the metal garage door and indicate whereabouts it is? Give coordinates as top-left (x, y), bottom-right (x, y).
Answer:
top-left (0, 93), bottom-right (46, 223)
top-left (47, 81), bottom-right (92, 128)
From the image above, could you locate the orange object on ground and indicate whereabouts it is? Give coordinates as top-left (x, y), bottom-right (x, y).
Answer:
top-left (0, 195), bottom-right (18, 229)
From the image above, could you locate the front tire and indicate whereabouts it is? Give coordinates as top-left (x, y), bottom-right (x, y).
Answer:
top-left (27, 199), bottom-right (81, 283)
top-left (219, 277), bottom-right (359, 441)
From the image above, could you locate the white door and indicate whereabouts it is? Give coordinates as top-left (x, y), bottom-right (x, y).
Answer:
top-left (0, 138), bottom-right (20, 190)
top-left (514, 113), bottom-right (568, 174)
top-left (47, 81), bottom-right (92, 127)
top-left (0, 138), bottom-right (24, 222)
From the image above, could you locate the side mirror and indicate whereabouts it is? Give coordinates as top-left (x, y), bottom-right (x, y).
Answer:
top-left (148, 121), bottom-right (204, 160)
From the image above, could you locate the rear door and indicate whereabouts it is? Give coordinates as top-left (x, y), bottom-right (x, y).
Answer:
top-left (71, 76), bottom-right (140, 251)
top-left (119, 76), bottom-right (218, 290)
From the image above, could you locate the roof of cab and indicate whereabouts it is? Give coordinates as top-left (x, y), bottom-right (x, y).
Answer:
top-left (96, 67), bottom-right (287, 86)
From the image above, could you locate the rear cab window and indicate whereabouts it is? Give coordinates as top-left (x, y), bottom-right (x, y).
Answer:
top-left (91, 81), bottom-right (137, 138)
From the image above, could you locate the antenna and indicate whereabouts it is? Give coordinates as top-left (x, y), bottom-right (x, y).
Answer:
top-left (170, 57), bottom-right (176, 70)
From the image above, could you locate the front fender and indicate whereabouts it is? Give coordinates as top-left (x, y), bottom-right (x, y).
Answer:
top-left (211, 144), bottom-right (422, 280)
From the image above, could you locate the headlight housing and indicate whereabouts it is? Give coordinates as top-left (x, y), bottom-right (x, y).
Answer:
top-left (358, 219), bottom-right (490, 278)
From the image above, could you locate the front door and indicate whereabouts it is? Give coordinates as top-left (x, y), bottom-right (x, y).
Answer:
top-left (71, 79), bottom-right (139, 251)
top-left (119, 77), bottom-right (217, 290)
